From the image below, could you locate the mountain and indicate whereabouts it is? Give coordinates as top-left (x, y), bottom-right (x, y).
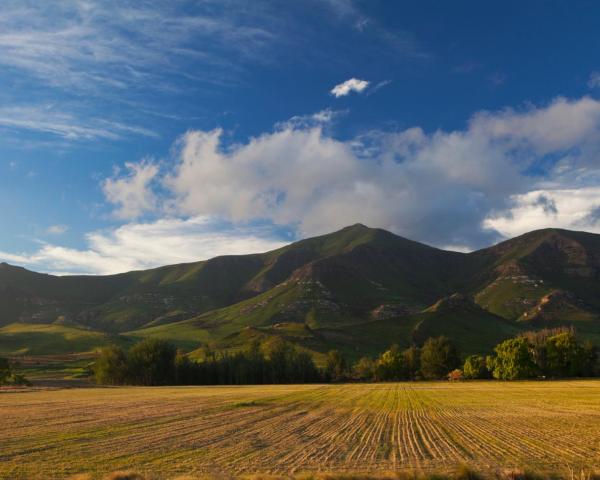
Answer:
top-left (1, 225), bottom-right (599, 359)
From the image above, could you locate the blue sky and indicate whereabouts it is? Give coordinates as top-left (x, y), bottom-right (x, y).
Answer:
top-left (2, 0), bottom-right (600, 274)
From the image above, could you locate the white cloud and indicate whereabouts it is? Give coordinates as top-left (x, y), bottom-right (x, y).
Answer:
top-left (0, 1), bottom-right (276, 93)
top-left (0, 105), bottom-right (157, 141)
top-left (7, 96), bottom-right (600, 275)
top-left (331, 78), bottom-right (370, 97)
top-left (115, 96), bottom-right (600, 250)
top-left (0, 217), bottom-right (286, 275)
top-left (275, 108), bottom-right (347, 130)
top-left (46, 225), bottom-right (68, 235)
top-left (484, 187), bottom-right (600, 238)
top-left (102, 161), bottom-right (160, 220)
top-left (588, 71), bottom-right (600, 89)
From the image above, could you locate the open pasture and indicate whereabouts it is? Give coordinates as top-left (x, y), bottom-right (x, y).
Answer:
top-left (1, 381), bottom-right (600, 479)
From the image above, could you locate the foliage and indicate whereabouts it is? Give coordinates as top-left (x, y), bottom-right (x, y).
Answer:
top-left (325, 350), bottom-right (349, 382)
top-left (492, 337), bottom-right (537, 380)
top-left (94, 345), bottom-right (129, 385)
top-left (0, 356), bottom-right (30, 386)
top-left (352, 356), bottom-right (376, 381)
top-left (94, 338), bottom-right (320, 385)
top-left (127, 338), bottom-right (177, 386)
top-left (420, 336), bottom-right (460, 379)
top-left (463, 355), bottom-right (489, 379)
top-left (375, 344), bottom-right (406, 381)
top-left (0, 356), bottom-right (10, 385)
top-left (447, 369), bottom-right (464, 381)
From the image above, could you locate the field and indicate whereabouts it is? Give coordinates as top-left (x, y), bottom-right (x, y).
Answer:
top-left (2, 381), bottom-right (600, 479)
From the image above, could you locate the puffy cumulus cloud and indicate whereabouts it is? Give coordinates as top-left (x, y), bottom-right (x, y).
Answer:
top-left (331, 78), bottom-right (369, 97)
top-left (102, 96), bottom-right (600, 252)
top-left (103, 161), bottom-right (159, 219)
top-left (484, 187), bottom-right (600, 238)
top-left (469, 96), bottom-right (600, 154)
top-left (0, 217), bottom-right (287, 275)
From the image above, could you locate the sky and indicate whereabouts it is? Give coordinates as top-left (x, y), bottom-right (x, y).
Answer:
top-left (2, 0), bottom-right (600, 275)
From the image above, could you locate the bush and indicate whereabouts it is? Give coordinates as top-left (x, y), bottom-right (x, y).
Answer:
top-left (447, 369), bottom-right (463, 381)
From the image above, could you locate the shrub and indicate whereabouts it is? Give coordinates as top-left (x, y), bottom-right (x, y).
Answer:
top-left (447, 369), bottom-right (463, 381)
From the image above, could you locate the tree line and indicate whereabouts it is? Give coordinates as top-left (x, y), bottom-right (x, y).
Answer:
top-left (93, 338), bottom-right (321, 386)
top-left (92, 327), bottom-right (599, 386)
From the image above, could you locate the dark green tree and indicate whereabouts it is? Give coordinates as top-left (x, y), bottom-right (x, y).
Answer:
top-left (420, 336), bottom-right (460, 379)
top-left (0, 357), bottom-right (11, 385)
top-left (93, 345), bottom-right (128, 385)
top-left (545, 332), bottom-right (586, 377)
top-left (402, 345), bottom-right (421, 380)
top-left (127, 338), bottom-right (177, 386)
top-left (325, 349), bottom-right (348, 382)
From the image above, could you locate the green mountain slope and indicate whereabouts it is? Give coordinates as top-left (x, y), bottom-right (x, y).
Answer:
top-left (1, 225), bottom-right (600, 359)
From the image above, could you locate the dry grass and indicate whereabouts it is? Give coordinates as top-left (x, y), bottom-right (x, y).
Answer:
top-left (2, 381), bottom-right (600, 479)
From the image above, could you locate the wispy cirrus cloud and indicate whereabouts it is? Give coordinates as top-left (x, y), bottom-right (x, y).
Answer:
top-left (0, 105), bottom-right (158, 140)
top-left (0, 1), bottom-right (276, 94)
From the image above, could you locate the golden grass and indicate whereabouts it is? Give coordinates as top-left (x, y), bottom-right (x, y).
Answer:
top-left (2, 381), bottom-right (600, 479)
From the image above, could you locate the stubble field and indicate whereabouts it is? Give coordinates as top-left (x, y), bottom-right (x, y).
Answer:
top-left (1, 381), bottom-right (600, 479)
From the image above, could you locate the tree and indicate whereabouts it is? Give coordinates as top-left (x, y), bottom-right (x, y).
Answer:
top-left (420, 336), bottom-right (460, 379)
top-left (545, 332), bottom-right (587, 377)
top-left (581, 341), bottom-right (599, 377)
top-left (463, 355), bottom-right (489, 379)
top-left (93, 346), bottom-right (128, 385)
top-left (492, 337), bottom-right (537, 380)
top-left (402, 346), bottom-right (421, 380)
top-left (352, 357), bottom-right (376, 381)
top-left (325, 350), bottom-right (348, 382)
top-left (0, 357), bottom-right (11, 385)
top-left (127, 338), bottom-right (177, 386)
top-left (376, 344), bottom-right (406, 381)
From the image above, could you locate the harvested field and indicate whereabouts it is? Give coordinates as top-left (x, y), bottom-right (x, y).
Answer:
top-left (1, 381), bottom-right (600, 479)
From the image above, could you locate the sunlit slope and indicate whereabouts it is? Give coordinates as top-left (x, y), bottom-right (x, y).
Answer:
top-left (2, 225), bottom-right (600, 357)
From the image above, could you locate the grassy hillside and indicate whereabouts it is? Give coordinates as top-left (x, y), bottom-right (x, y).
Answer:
top-left (2, 225), bottom-right (600, 359)
top-left (0, 323), bottom-right (126, 355)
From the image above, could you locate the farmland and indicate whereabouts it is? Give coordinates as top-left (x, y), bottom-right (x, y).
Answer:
top-left (2, 381), bottom-right (600, 479)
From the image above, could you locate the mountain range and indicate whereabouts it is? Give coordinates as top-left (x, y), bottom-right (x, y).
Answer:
top-left (1, 224), bottom-right (600, 360)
